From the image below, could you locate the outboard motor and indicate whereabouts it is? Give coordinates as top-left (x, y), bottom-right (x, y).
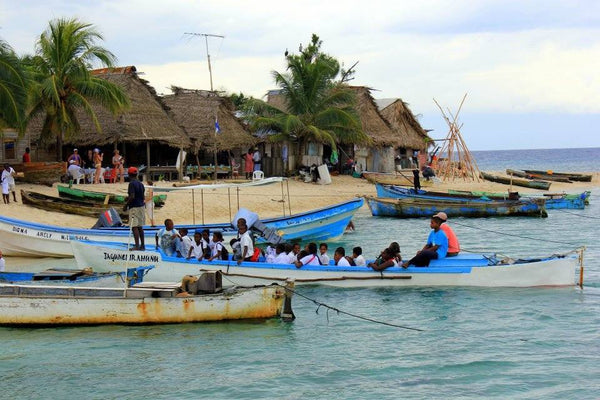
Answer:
top-left (92, 207), bottom-right (123, 229)
top-left (232, 208), bottom-right (285, 245)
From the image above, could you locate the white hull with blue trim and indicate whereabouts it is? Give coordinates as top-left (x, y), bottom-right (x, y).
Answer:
top-left (0, 198), bottom-right (363, 257)
top-left (72, 240), bottom-right (580, 288)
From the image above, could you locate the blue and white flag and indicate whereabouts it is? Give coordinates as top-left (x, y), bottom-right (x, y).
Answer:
top-left (215, 118), bottom-right (221, 134)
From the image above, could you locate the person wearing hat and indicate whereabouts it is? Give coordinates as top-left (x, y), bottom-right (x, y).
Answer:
top-left (434, 212), bottom-right (460, 256)
top-left (125, 166), bottom-right (146, 250)
top-left (67, 148), bottom-right (82, 167)
top-left (402, 214), bottom-right (448, 268)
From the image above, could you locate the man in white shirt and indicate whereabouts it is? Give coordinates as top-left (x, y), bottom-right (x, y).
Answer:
top-left (2, 164), bottom-right (17, 202)
top-left (252, 147), bottom-right (261, 171)
top-left (334, 247), bottom-right (351, 267)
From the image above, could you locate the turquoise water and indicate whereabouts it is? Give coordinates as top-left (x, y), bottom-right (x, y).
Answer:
top-left (1, 149), bottom-right (599, 399)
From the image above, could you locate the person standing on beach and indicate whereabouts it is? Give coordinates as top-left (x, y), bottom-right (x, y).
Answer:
top-left (144, 180), bottom-right (155, 226)
top-left (125, 167), bottom-right (145, 250)
top-left (252, 147), bottom-right (262, 172)
top-left (112, 149), bottom-right (125, 184)
top-left (244, 148), bottom-right (254, 179)
top-left (2, 163), bottom-right (17, 202)
top-left (93, 148), bottom-right (103, 184)
top-left (22, 147), bottom-right (31, 163)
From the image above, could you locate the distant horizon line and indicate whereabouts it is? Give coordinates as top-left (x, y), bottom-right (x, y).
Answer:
top-left (469, 146), bottom-right (600, 152)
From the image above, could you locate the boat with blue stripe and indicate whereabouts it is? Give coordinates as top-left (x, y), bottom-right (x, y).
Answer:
top-left (71, 240), bottom-right (581, 288)
top-left (0, 198), bottom-right (363, 258)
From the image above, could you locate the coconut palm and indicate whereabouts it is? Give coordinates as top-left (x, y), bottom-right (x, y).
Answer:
top-left (27, 18), bottom-right (130, 160)
top-left (245, 35), bottom-right (368, 162)
top-left (0, 39), bottom-right (28, 132)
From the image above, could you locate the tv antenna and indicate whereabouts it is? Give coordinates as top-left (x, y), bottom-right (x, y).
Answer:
top-left (184, 33), bottom-right (225, 91)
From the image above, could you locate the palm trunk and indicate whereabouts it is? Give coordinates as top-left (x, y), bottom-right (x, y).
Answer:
top-left (56, 131), bottom-right (63, 162)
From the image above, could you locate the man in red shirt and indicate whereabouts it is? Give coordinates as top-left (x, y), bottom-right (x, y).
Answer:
top-left (22, 147), bottom-right (31, 163)
top-left (433, 212), bottom-right (460, 256)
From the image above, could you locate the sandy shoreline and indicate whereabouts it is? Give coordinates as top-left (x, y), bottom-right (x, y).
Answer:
top-left (3, 172), bottom-right (598, 229)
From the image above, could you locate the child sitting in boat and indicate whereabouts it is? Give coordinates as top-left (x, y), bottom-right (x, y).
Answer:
top-left (155, 219), bottom-right (180, 256)
top-left (188, 229), bottom-right (207, 261)
top-left (402, 215), bottom-right (448, 268)
top-left (208, 231), bottom-right (227, 261)
top-left (352, 246), bottom-right (366, 266)
top-left (287, 243), bottom-right (301, 263)
top-left (318, 243), bottom-right (330, 265)
top-left (295, 242), bottom-right (321, 268)
top-left (273, 243), bottom-right (290, 264)
top-left (201, 229), bottom-right (212, 259)
top-left (334, 247), bottom-right (351, 267)
top-left (368, 247), bottom-right (398, 271)
top-left (176, 227), bottom-right (192, 258)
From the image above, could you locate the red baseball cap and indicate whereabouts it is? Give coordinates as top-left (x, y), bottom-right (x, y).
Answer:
top-left (128, 167), bottom-right (138, 174)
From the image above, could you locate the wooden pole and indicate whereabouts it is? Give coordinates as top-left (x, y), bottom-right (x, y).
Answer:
top-left (228, 187), bottom-right (232, 221)
top-left (192, 189), bottom-right (196, 225)
top-left (280, 180), bottom-right (286, 217)
top-left (579, 247), bottom-right (584, 289)
top-left (236, 187), bottom-right (240, 211)
top-left (286, 179), bottom-right (292, 215)
top-left (201, 189), bottom-right (205, 225)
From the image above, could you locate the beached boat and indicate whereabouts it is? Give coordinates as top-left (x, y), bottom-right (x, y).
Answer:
top-left (0, 277), bottom-right (294, 326)
top-left (14, 162), bottom-right (66, 186)
top-left (57, 184), bottom-right (167, 207)
top-left (0, 268), bottom-right (129, 287)
top-left (21, 190), bottom-right (129, 221)
top-left (71, 240), bottom-right (580, 288)
top-left (376, 184), bottom-right (588, 210)
top-left (522, 170), bottom-right (593, 182)
top-left (365, 196), bottom-right (547, 218)
top-left (362, 171), bottom-right (432, 187)
top-left (0, 198), bottom-right (363, 257)
top-left (506, 169), bottom-right (571, 183)
top-left (480, 171), bottom-right (551, 190)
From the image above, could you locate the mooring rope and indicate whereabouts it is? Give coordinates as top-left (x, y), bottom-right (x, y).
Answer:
top-left (557, 210), bottom-right (600, 219)
top-left (451, 220), bottom-right (580, 246)
top-left (219, 274), bottom-right (423, 332)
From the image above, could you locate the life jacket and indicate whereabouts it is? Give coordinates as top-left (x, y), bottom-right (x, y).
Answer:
top-left (250, 247), bottom-right (261, 262)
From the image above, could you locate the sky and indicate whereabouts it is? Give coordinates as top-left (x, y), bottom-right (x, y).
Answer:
top-left (1, 0), bottom-right (599, 150)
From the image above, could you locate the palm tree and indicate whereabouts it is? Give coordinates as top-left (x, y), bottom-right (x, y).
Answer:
top-left (245, 35), bottom-right (369, 164)
top-left (27, 18), bottom-right (130, 160)
top-left (0, 39), bottom-right (28, 132)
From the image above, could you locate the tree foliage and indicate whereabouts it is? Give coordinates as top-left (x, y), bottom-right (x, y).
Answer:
top-left (0, 40), bottom-right (28, 132)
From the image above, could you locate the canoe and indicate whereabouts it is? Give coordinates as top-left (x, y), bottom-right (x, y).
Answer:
top-left (21, 190), bottom-right (129, 221)
top-left (376, 184), bottom-right (588, 210)
top-left (0, 276), bottom-right (294, 326)
top-left (0, 198), bottom-right (364, 257)
top-left (71, 240), bottom-right (580, 288)
top-left (447, 189), bottom-right (590, 210)
top-left (480, 171), bottom-right (551, 190)
top-left (365, 196), bottom-right (548, 218)
top-left (506, 169), bottom-right (571, 183)
top-left (362, 171), bottom-right (432, 187)
top-left (523, 170), bottom-right (593, 182)
top-left (14, 162), bottom-right (65, 186)
top-left (57, 184), bottom-right (167, 207)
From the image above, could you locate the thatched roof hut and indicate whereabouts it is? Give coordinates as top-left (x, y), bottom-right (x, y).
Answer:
top-left (377, 98), bottom-right (431, 150)
top-left (28, 66), bottom-right (190, 149)
top-left (163, 88), bottom-right (256, 152)
top-left (349, 86), bottom-right (396, 146)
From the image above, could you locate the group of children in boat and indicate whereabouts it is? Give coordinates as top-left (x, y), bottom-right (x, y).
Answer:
top-left (153, 211), bottom-right (460, 270)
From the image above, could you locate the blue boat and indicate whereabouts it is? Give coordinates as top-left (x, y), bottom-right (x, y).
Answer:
top-left (365, 195), bottom-right (547, 218)
top-left (0, 198), bottom-right (364, 257)
top-left (375, 184), bottom-right (588, 210)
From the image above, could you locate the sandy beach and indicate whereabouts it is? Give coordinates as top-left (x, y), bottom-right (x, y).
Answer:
top-left (3, 172), bottom-right (598, 230)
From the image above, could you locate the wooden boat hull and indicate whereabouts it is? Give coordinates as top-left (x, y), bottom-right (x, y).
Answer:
top-left (362, 171), bottom-right (432, 187)
top-left (0, 198), bottom-right (363, 257)
top-left (523, 170), bottom-right (592, 182)
top-left (57, 184), bottom-right (167, 207)
top-left (480, 171), bottom-right (551, 190)
top-left (0, 283), bottom-right (290, 325)
top-left (365, 196), bottom-right (547, 218)
top-left (0, 270), bottom-right (127, 287)
top-left (506, 169), bottom-right (571, 183)
top-left (14, 162), bottom-right (66, 186)
top-left (71, 240), bottom-right (579, 288)
top-left (21, 190), bottom-right (129, 221)
top-left (376, 184), bottom-right (588, 210)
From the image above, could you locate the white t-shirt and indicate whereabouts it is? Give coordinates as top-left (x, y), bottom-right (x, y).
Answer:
top-left (211, 242), bottom-right (224, 258)
top-left (318, 253), bottom-right (330, 266)
top-left (287, 251), bottom-right (298, 263)
top-left (336, 256), bottom-right (351, 267)
top-left (0, 257), bottom-right (5, 272)
top-left (239, 231), bottom-right (253, 258)
top-left (1, 168), bottom-right (15, 185)
top-left (189, 240), bottom-right (205, 259)
top-left (298, 254), bottom-right (320, 266)
top-left (354, 255), bottom-right (366, 266)
top-left (178, 236), bottom-right (193, 258)
top-left (156, 228), bottom-right (179, 252)
top-left (273, 252), bottom-right (290, 264)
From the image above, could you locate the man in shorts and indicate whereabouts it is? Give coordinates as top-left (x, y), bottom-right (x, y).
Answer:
top-left (125, 167), bottom-right (145, 250)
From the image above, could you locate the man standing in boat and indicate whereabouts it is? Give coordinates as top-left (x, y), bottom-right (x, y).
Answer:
top-left (125, 167), bottom-right (145, 251)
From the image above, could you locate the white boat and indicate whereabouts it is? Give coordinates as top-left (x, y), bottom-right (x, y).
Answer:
top-left (0, 198), bottom-right (363, 257)
top-left (0, 278), bottom-right (294, 326)
top-left (72, 240), bottom-right (582, 288)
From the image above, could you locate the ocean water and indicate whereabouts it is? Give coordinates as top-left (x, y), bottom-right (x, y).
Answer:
top-left (1, 148), bottom-right (599, 399)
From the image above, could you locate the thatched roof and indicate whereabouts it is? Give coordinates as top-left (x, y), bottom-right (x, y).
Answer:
top-left (377, 98), bottom-right (431, 150)
top-left (163, 88), bottom-right (256, 152)
top-left (27, 66), bottom-right (190, 148)
top-left (348, 86), bottom-right (398, 147)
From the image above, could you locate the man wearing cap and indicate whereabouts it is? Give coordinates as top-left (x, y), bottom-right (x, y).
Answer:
top-left (435, 212), bottom-right (460, 256)
top-left (402, 215), bottom-right (448, 268)
top-left (125, 166), bottom-right (146, 250)
top-left (67, 149), bottom-right (82, 167)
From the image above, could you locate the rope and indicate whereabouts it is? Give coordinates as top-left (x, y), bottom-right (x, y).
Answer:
top-left (451, 220), bottom-right (580, 246)
top-left (558, 210), bottom-right (600, 219)
top-left (219, 274), bottom-right (423, 332)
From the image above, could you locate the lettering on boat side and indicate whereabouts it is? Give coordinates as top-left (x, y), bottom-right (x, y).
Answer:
top-left (60, 234), bottom-right (90, 241)
top-left (36, 231), bottom-right (52, 238)
top-left (12, 226), bottom-right (27, 234)
top-left (103, 252), bottom-right (159, 263)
